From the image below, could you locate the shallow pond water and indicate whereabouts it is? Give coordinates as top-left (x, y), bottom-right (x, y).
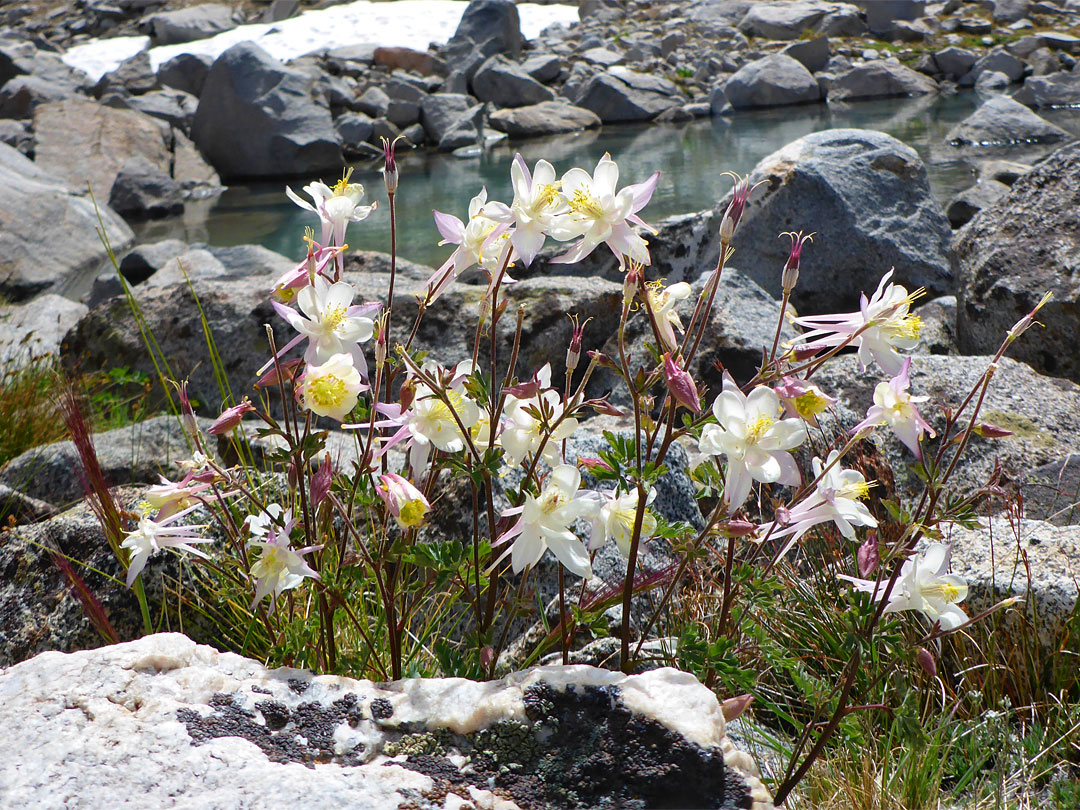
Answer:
top-left (133, 91), bottom-right (1080, 272)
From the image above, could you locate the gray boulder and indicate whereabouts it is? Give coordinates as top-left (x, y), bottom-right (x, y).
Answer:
top-left (0, 75), bottom-right (76, 118)
top-left (827, 60), bottom-right (938, 101)
top-left (0, 118), bottom-right (31, 155)
top-left (723, 54), bottom-right (821, 108)
top-left (933, 46), bottom-right (977, 79)
top-left (336, 111), bottom-right (375, 154)
top-left (522, 53), bottom-right (562, 83)
top-left (974, 70), bottom-right (1011, 94)
top-left (107, 157), bottom-right (186, 221)
top-left (145, 3), bottom-right (237, 45)
top-left (354, 85), bottom-right (391, 118)
top-left (862, 0), bottom-right (926, 34)
top-left (122, 88), bottom-right (199, 132)
top-left (946, 179), bottom-right (1011, 228)
top-left (419, 92), bottom-right (473, 146)
top-left (722, 129), bottom-right (952, 311)
top-left (472, 55), bottom-right (554, 108)
top-left (946, 95), bottom-right (1070, 146)
top-left (739, 1), bottom-right (864, 39)
top-left (443, 0), bottom-right (523, 60)
top-left (955, 141), bottom-right (1080, 381)
top-left (92, 50), bottom-right (158, 98)
top-left (574, 69), bottom-right (681, 122)
top-left (0, 415), bottom-right (205, 508)
top-left (0, 294), bottom-right (87, 367)
top-left (488, 100), bottom-right (600, 137)
top-left (191, 42), bottom-right (343, 180)
top-left (0, 143), bottom-right (132, 301)
top-left (156, 52), bottom-right (213, 97)
top-left (782, 35), bottom-right (830, 73)
top-left (1015, 71), bottom-right (1080, 107)
top-left (962, 48), bottom-right (1026, 86)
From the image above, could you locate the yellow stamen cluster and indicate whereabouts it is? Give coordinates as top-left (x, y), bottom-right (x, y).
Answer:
top-left (883, 313), bottom-right (922, 342)
top-left (308, 374), bottom-right (347, 409)
top-left (569, 187), bottom-right (605, 219)
top-left (744, 414), bottom-right (776, 444)
top-left (923, 580), bottom-right (962, 603)
top-left (534, 182), bottom-right (561, 211)
top-left (332, 168), bottom-right (355, 197)
top-left (399, 499), bottom-right (429, 528)
top-left (840, 479), bottom-right (874, 501)
top-left (793, 391), bottom-right (830, 421)
top-left (539, 487), bottom-right (569, 514)
top-left (322, 304), bottom-right (347, 332)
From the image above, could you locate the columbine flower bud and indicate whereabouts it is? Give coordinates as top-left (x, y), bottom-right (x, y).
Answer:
top-left (916, 647), bottom-right (937, 679)
top-left (374, 313), bottom-right (389, 370)
top-left (663, 353), bottom-right (701, 413)
top-left (974, 422), bottom-right (1014, 439)
top-left (207, 398), bottom-right (255, 435)
top-left (566, 314), bottom-right (590, 373)
top-left (857, 531), bottom-right (879, 578)
top-left (780, 231), bottom-right (813, 295)
top-left (718, 172), bottom-right (762, 245)
top-left (310, 454), bottom-right (333, 509)
top-left (177, 381), bottom-right (198, 437)
top-left (1006, 291), bottom-right (1053, 345)
top-left (774, 376), bottom-right (835, 428)
top-left (579, 457), bottom-right (614, 474)
top-left (721, 694), bottom-right (754, 722)
top-left (381, 135), bottom-right (402, 195)
top-left (623, 265), bottom-right (641, 307)
top-left (721, 519), bottom-right (757, 538)
top-left (377, 473), bottom-right (430, 529)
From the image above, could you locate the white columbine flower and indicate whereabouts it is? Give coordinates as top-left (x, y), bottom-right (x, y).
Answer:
top-left (286, 170), bottom-right (376, 249)
top-left (275, 275), bottom-right (376, 371)
top-left (790, 270), bottom-right (923, 376)
top-left (852, 357), bottom-right (935, 460)
top-left (248, 510), bottom-right (322, 613)
top-left (586, 487), bottom-right (658, 557)
top-left (551, 153), bottom-right (659, 267)
top-left (498, 464), bottom-right (600, 578)
top-left (484, 154), bottom-right (570, 267)
top-left (303, 353), bottom-right (364, 421)
top-left (758, 450), bottom-right (878, 559)
top-left (840, 543), bottom-right (969, 631)
top-left (698, 374), bottom-right (807, 508)
top-left (121, 505), bottom-right (212, 586)
top-left (427, 188), bottom-right (512, 301)
top-left (501, 365), bottom-right (577, 468)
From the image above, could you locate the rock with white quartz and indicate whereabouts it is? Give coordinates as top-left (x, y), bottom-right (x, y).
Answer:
top-left (0, 634), bottom-right (774, 810)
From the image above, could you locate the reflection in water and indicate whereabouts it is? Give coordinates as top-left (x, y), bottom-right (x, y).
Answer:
top-left (134, 92), bottom-right (1080, 270)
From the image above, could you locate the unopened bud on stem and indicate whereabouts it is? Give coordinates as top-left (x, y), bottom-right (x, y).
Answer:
top-left (780, 231), bottom-right (813, 295)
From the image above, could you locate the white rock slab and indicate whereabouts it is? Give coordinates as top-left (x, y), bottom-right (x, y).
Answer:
top-left (0, 634), bottom-right (773, 810)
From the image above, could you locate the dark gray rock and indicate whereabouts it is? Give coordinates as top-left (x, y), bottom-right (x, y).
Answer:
top-left (782, 36), bottom-right (830, 73)
top-left (443, 0), bottom-right (523, 60)
top-left (107, 157), bottom-right (185, 221)
top-left (574, 70), bottom-right (680, 122)
top-left (962, 47), bottom-right (1026, 86)
top-left (739, 1), bottom-right (864, 40)
top-left (723, 54), bottom-right (821, 108)
top-left (0, 118), bottom-right (32, 155)
top-left (1015, 71), bottom-right (1080, 107)
top-left (93, 50), bottom-right (158, 98)
top-left (156, 52), bottom-right (213, 97)
top-left (862, 0), bottom-right (926, 34)
top-left (522, 53), bottom-right (562, 83)
top-left (121, 88), bottom-right (199, 132)
top-left (827, 60), bottom-right (938, 101)
top-left (336, 111), bottom-right (375, 153)
top-left (191, 42), bottom-right (343, 180)
top-left (946, 95), bottom-right (1070, 146)
top-left (0, 75), bottom-right (76, 119)
top-left (488, 100), bottom-right (600, 137)
top-left (354, 86), bottom-right (391, 118)
top-left (0, 142), bottom-right (133, 301)
top-left (472, 55), bottom-right (554, 108)
top-left (955, 141), bottom-right (1080, 382)
top-left (933, 46), bottom-right (977, 79)
top-left (946, 179), bottom-right (1011, 228)
top-left (913, 294), bottom-right (957, 354)
top-left (420, 94), bottom-right (482, 150)
top-left (145, 3), bottom-right (237, 45)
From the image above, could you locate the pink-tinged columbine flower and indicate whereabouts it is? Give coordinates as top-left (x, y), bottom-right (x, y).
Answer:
top-left (501, 364), bottom-right (577, 468)
top-left (286, 169), bottom-right (376, 249)
top-left (375, 360), bottom-right (481, 473)
top-left (757, 450), bottom-right (878, 559)
top-left (427, 188), bottom-right (511, 302)
top-left (852, 358), bottom-right (935, 459)
top-left (271, 239), bottom-right (344, 303)
top-left (645, 280), bottom-right (692, 352)
top-left (664, 353), bottom-right (701, 413)
top-left (698, 374), bottom-right (807, 508)
top-left (484, 154), bottom-right (570, 267)
top-left (780, 231), bottom-right (813, 294)
top-left (271, 275), bottom-right (378, 373)
top-left (302, 353), bottom-right (365, 421)
top-left (789, 270), bottom-right (923, 376)
top-left (248, 510), bottom-right (322, 613)
top-left (551, 153), bottom-right (659, 267)
top-left (377, 473), bottom-right (431, 529)
top-left (498, 464), bottom-right (600, 578)
top-left (144, 464), bottom-right (222, 521)
top-left (208, 398), bottom-right (255, 435)
top-left (839, 543), bottom-right (969, 631)
top-left (584, 486), bottom-right (657, 557)
top-left (773, 376), bottom-right (836, 428)
top-left (121, 505), bottom-right (212, 586)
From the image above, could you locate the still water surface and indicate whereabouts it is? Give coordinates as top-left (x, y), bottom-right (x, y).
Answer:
top-left (134, 92), bottom-right (1080, 270)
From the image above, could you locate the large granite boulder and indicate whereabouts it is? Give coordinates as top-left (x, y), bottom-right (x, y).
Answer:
top-left (472, 55), bottom-right (554, 107)
top-left (0, 634), bottom-right (775, 810)
top-left (574, 68), bottom-right (681, 122)
top-left (1015, 70), bottom-right (1080, 108)
top-left (946, 95), bottom-right (1070, 147)
top-left (144, 3), bottom-right (237, 46)
top-left (488, 101), bottom-right (600, 137)
top-left (444, 0), bottom-right (523, 60)
top-left (0, 143), bottom-right (132, 301)
top-left (0, 294), bottom-right (87, 367)
top-left (723, 54), bottom-right (821, 108)
top-left (955, 141), bottom-right (1080, 381)
top-left (826, 60), bottom-right (938, 101)
top-left (738, 1), bottom-right (864, 39)
top-left (191, 42), bottom-right (343, 180)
